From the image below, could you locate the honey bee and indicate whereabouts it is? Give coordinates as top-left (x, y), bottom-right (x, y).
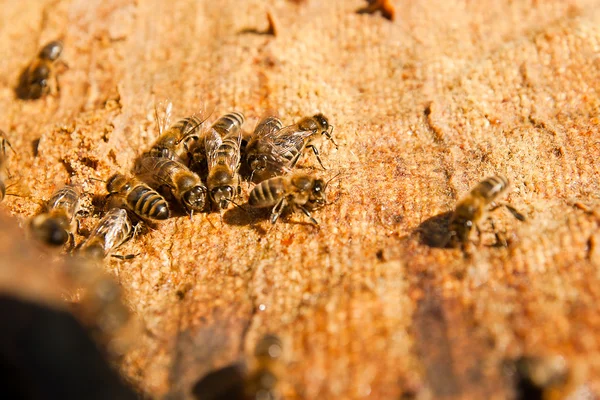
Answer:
top-left (106, 173), bottom-right (170, 220)
top-left (245, 113), bottom-right (336, 182)
top-left (79, 208), bottom-right (134, 259)
top-left (17, 40), bottom-right (64, 100)
top-left (447, 175), bottom-right (525, 248)
top-left (149, 118), bottom-right (206, 161)
top-left (248, 173), bottom-right (329, 225)
top-left (244, 334), bottom-right (284, 400)
top-left (244, 115), bottom-right (284, 181)
top-left (205, 112), bottom-right (245, 210)
top-left (30, 185), bottom-right (80, 246)
top-left (134, 156), bottom-right (207, 215)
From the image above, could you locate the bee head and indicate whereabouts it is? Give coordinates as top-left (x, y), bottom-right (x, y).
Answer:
top-left (183, 185), bottom-right (206, 212)
top-left (210, 186), bottom-right (235, 210)
top-left (249, 155), bottom-right (267, 173)
top-left (106, 173), bottom-right (129, 194)
top-left (308, 178), bottom-right (327, 209)
top-left (28, 64), bottom-right (51, 86)
top-left (30, 215), bottom-right (69, 246)
top-left (447, 215), bottom-right (473, 246)
top-left (313, 113), bottom-right (329, 132)
top-left (39, 40), bottom-right (64, 61)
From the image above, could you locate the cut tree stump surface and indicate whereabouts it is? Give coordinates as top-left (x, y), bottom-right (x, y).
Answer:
top-left (1, 0), bottom-right (600, 398)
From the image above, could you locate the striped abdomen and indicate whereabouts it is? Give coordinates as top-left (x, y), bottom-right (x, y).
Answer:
top-left (473, 175), bottom-right (509, 203)
top-left (215, 135), bottom-right (241, 167)
top-left (47, 185), bottom-right (80, 221)
top-left (212, 112), bottom-right (245, 137)
top-left (127, 184), bottom-right (170, 220)
top-left (248, 177), bottom-right (286, 208)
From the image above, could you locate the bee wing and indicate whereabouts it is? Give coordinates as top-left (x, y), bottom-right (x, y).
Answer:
top-left (154, 100), bottom-right (173, 136)
top-left (134, 157), bottom-right (178, 190)
top-left (265, 123), bottom-right (312, 162)
top-left (92, 208), bottom-right (131, 253)
top-left (247, 115), bottom-right (283, 149)
top-left (222, 129), bottom-right (243, 172)
top-left (205, 128), bottom-right (223, 171)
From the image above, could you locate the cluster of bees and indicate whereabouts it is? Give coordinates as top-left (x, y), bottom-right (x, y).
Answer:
top-left (19, 104), bottom-right (339, 259)
top-left (1, 37), bottom-right (540, 399)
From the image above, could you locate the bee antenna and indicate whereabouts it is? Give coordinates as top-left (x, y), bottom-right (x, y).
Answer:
top-left (324, 172), bottom-right (342, 190)
top-left (229, 200), bottom-right (248, 212)
top-left (89, 177), bottom-right (106, 184)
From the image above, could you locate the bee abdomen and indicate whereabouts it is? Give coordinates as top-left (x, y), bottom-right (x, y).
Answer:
top-left (128, 186), bottom-right (170, 220)
top-left (249, 179), bottom-right (284, 208)
top-left (172, 116), bottom-right (204, 135)
top-left (213, 112), bottom-right (245, 136)
top-left (476, 175), bottom-right (509, 201)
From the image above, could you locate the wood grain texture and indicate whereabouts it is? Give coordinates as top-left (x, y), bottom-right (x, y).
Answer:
top-left (1, 0), bottom-right (600, 398)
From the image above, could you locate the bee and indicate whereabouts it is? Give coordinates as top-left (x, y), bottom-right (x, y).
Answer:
top-left (17, 40), bottom-right (64, 100)
top-left (244, 334), bottom-right (284, 400)
top-left (447, 175), bottom-right (525, 248)
top-left (106, 173), bottom-right (170, 220)
top-left (245, 113), bottom-right (337, 182)
top-left (79, 208), bottom-right (134, 259)
top-left (205, 112), bottom-right (245, 210)
top-left (248, 173), bottom-right (329, 225)
top-left (30, 185), bottom-right (80, 246)
top-left (146, 101), bottom-right (209, 161)
top-left (134, 156), bottom-right (207, 215)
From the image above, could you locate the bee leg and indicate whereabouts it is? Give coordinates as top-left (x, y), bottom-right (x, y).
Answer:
top-left (298, 205), bottom-right (319, 225)
top-left (67, 231), bottom-right (76, 252)
top-left (474, 223), bottom-right (483, 246)
top-left (489, 201), bottom-right (526, 221)
top-left (289, 151), bottom-right (303, 169)
top-left (270, 198), bottom-right (287, 224)
top-left (489, 218), bottom-right (508, 247)
top-left (308, 145), bottom-right (327, 170)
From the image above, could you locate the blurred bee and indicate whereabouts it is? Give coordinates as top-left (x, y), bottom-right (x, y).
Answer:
top-left (513, 355), bottom-right (587, 400)
top-left (17, 40), bottom-right (64, 100)
top-left (30, 185), bottom-right (80, 246)
top-left (248, 173), bottom-right (329, 225)
top-left (106, 173), bottom-right (170, 220)
top-left (79, 208), bottom-right (134, 259)
top-left (245, 334), bottom-right (284, 400)
top-left (147, 101), bottom-right (208, 161)
top-left (447, 175), bottom-right (525, 248)
top-left (134, 156), bottom-right (207, 215)
top-left (205, 112), bottom-right (245, 210)
top-left (245, 113), bottom-right (337, 182)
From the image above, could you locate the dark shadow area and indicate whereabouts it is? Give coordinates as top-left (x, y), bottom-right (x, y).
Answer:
top-left (0, 295), bottom-right (138, 400)
top-left (415, 211), bottom-right (452, 248)
top-left (223, 204), bottom-right (263, 227)
top-left (15, 68), bottom-right (36, 100)
top-left (191, 364), bottom-right (246, 400)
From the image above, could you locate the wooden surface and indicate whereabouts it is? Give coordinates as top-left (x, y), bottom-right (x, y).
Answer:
top-left (1, 0), bottom-right (600, 398)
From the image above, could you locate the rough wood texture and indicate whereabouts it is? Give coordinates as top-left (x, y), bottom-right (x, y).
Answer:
top-left (1, 0), bottom-right (600, 398)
